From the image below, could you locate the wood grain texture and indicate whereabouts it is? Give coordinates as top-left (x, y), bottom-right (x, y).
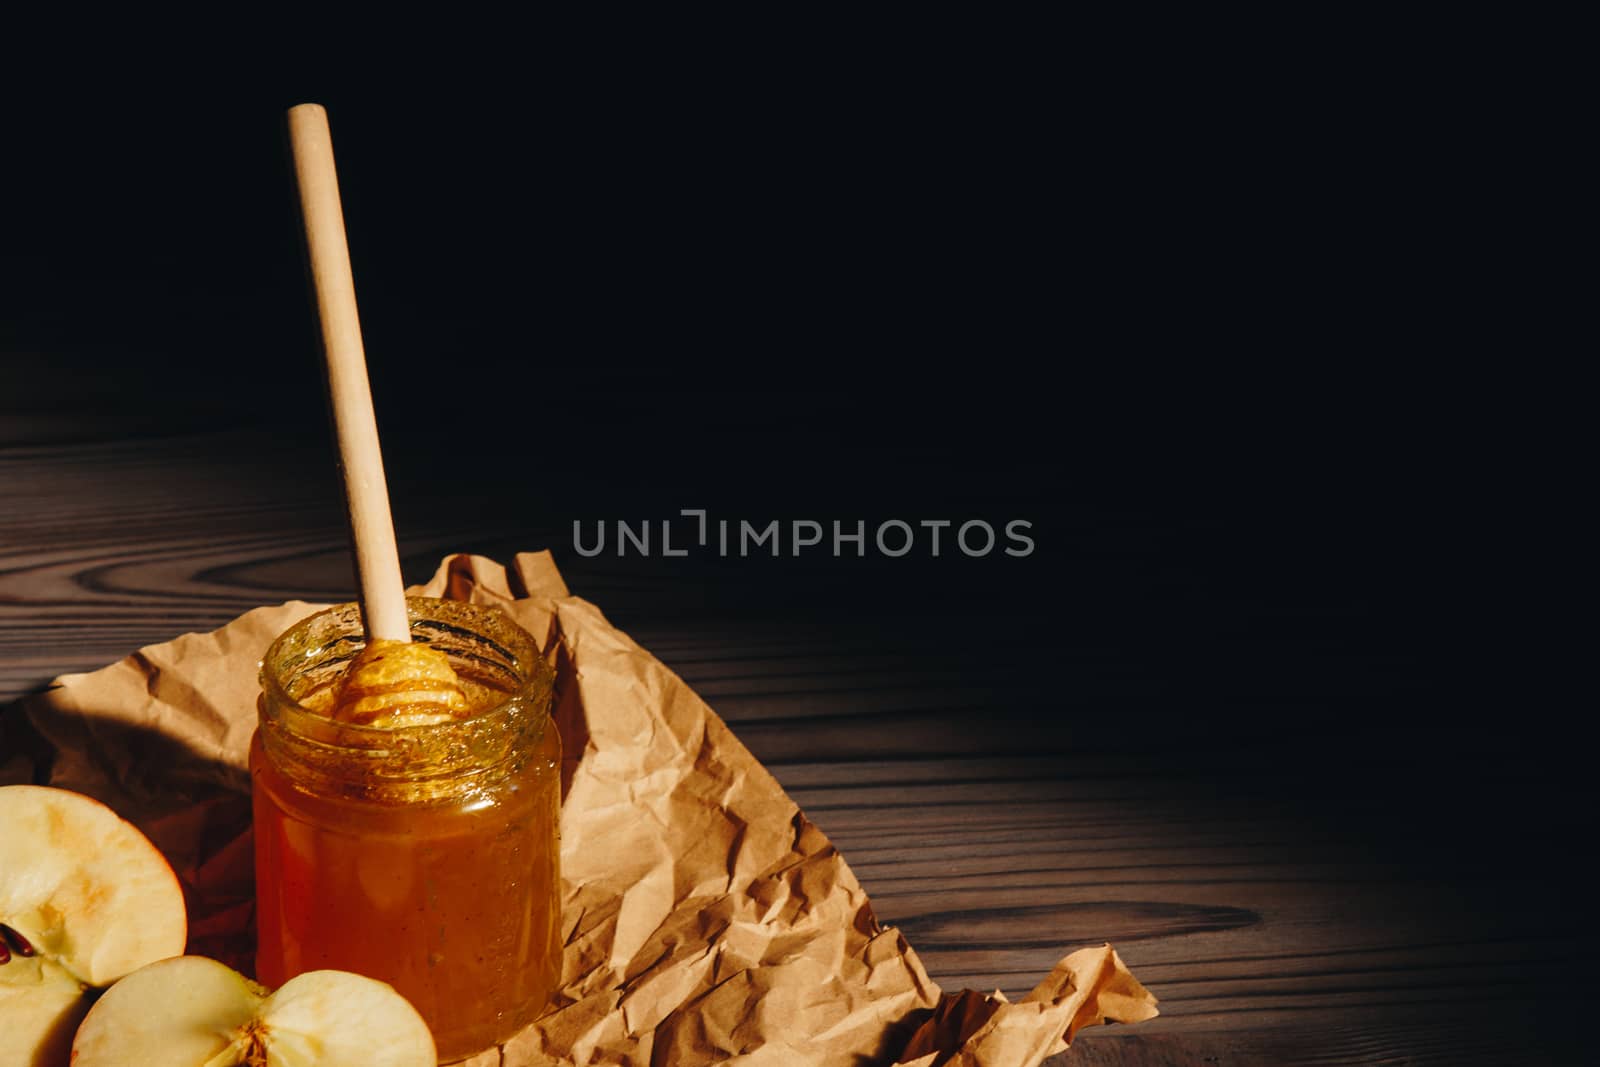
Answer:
top-left (0, 425), bottom-right (1588, 1066)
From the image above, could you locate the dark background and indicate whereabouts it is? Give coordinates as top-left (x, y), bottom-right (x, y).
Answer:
top-left (1, 43), bottom-right (1583, 1061)
top-left (1, 73), bottom-right (1532, 713)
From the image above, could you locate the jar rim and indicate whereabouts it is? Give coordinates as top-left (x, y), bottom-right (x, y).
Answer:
top-left (260, 596), bottom-right (548, 738)
top-left (256, 597), bottom-right (554, 807)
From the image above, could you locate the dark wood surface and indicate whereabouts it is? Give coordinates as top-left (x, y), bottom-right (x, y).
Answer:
top-left (0, 422), bottom-right (1586, 1066)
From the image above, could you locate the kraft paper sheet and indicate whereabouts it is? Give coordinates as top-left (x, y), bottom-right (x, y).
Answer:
top-left (16, 552), bottom-right (1156, 1065)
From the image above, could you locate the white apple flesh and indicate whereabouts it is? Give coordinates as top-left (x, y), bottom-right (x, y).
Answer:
top-left (0, 952), bottom-right (87, 1067)
top-left (0, 785), bottom-right (188, 1067)
top-left (71, 956), bottom-right (437, 1067)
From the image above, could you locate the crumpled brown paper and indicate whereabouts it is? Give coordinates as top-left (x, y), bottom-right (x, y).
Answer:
top-left (19, 552), bottom-right (1156, 1065)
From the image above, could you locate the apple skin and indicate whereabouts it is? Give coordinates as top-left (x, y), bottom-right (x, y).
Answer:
top-left (0, 785), bottom-right (188, 1067)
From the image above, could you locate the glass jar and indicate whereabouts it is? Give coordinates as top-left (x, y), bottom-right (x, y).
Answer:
top-left (251, 597), bottom-right (561, 1061)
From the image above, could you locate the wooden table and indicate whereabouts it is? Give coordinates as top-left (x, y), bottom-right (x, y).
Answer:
top-left (0, 420), bottom-right (1586, 1066)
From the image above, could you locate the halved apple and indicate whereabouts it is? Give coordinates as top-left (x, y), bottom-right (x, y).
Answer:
top-left (0, 785), bottom-right (187, 1067)
top-left (71, 956), bottom-right (437, 1067)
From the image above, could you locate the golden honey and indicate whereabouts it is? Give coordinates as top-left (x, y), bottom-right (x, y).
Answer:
top-left (251, 599), bottom-right (561, 1060)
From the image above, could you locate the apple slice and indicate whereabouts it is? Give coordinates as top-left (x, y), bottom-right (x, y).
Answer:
top-left (0, 785), bottom-right (187, 1066)
top-left (71, 956), bottom-right (437, 1067)
top-left (0, 949), bottom-right (87, 1067)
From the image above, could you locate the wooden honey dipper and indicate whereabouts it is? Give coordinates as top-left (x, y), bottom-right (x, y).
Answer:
top-left (287, 103), bottom-right (466, 727)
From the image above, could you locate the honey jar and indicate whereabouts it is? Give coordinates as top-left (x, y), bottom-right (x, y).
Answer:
top-left (252, 598), bottom-right (561, 1060)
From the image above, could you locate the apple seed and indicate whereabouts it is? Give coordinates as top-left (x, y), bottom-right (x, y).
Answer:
top-left (1, 922), bottom-right (37, 959)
